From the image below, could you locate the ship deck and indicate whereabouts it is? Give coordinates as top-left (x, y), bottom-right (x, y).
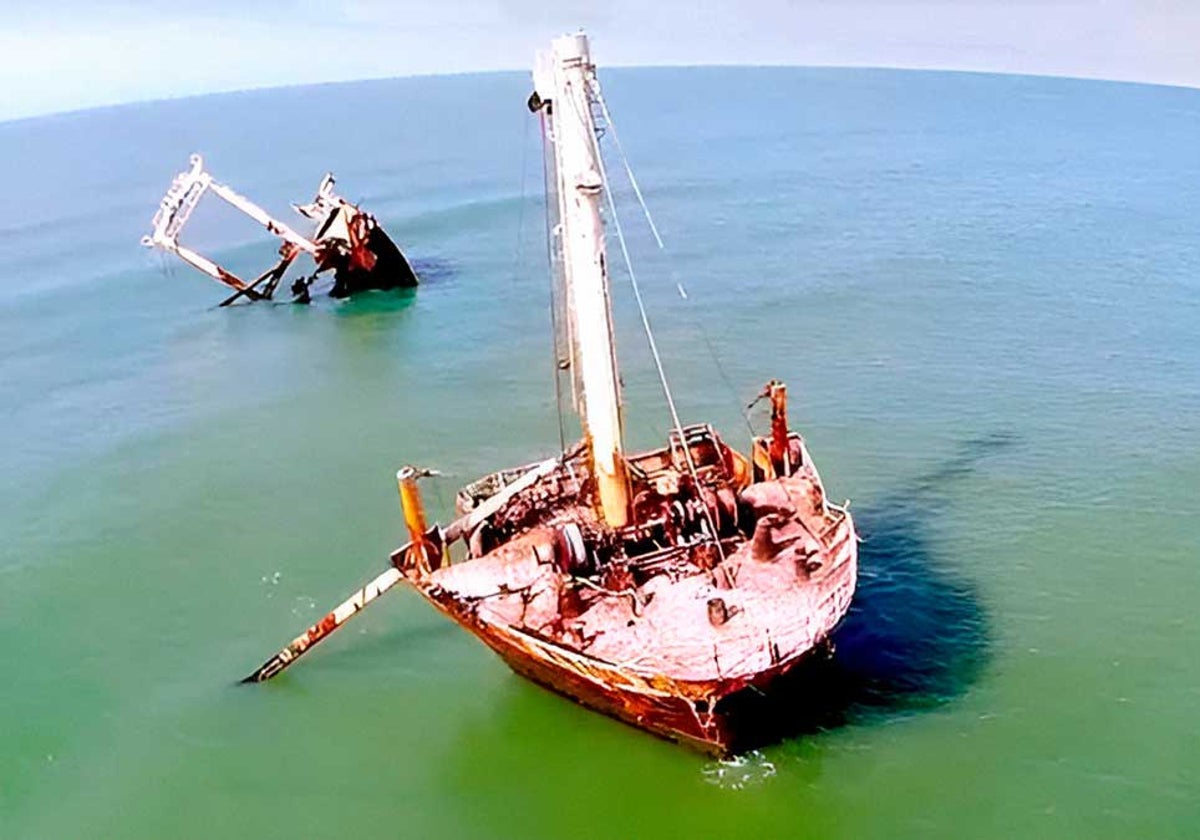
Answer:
top-left (427, 475), bottom-right (857, 684)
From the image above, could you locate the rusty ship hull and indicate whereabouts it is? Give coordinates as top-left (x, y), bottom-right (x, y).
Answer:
top-left (411, 517), bottom-right (856, 755)
top-left (393, 424), bottom-right (859, 756)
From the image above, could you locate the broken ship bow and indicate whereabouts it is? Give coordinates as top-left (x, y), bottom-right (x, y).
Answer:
top-left (244, 33), bottom-right (858, 756)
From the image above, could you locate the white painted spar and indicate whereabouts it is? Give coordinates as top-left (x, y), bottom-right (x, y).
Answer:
top-left (534, 33), bottom-right (629, 528)
top-left (205, 181), bottom-right (319, 255)
top-left (142, 154), bottom-right (320, 291)
top-left (445, 457), bottom-right (561, 542)
top-left (173, 243), bottom-right (245, 288)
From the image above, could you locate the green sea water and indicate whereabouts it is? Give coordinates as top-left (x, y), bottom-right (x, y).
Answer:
top-left (1, 68), bottom-right (1198, 838)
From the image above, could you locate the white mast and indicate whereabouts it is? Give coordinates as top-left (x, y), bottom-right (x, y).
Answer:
top-left (534, 33), bottom-right (629, 528)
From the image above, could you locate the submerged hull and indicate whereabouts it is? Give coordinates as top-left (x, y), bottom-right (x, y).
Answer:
top-left (326, 223), bottom-right (418, 298)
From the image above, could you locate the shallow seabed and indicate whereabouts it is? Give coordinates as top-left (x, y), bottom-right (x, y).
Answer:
top-left (1, 68), bottom-right (1197, 838)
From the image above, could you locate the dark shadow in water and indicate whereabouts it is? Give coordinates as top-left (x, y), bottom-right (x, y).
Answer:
top-left (725, 431), bottom-right (1016, 752)
top-left (408, 256), bottom-right (456, 285)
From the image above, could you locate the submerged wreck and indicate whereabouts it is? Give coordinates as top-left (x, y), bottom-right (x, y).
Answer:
top-left (244, 33), bottom-right (858, 756)
top-left (142, 154), bottom-right (417, 304)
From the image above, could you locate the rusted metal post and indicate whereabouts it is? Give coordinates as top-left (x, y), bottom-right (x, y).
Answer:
top-left (396, 466), bottom-right (447, 573)
top-left (397, 467), bottom-right (430, 570)
top-left (767, 380), bottom-right (791, 476)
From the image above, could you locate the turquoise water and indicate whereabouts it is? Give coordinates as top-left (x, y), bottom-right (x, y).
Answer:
top-left (2, 68), bottom-right (1198, 838)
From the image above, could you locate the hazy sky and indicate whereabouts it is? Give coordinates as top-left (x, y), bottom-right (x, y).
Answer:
top-left (3, 1), bottom-right (1199, 121)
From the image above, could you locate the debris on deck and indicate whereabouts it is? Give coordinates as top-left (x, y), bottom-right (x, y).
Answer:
top-left (142, 154), bottom-right (418, 305)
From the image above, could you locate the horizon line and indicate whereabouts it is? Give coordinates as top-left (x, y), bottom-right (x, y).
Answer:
top-left (4, 61), bottom-right (1198, 127)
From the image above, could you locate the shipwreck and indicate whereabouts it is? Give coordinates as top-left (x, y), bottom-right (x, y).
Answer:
top-left (243, 33), bottom-right (858, 756)
top-left (142, 154), bottom-right (418, 304)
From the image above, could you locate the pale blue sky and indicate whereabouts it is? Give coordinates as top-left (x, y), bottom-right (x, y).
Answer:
top-left (3, 1), bottom-right (1199, 121)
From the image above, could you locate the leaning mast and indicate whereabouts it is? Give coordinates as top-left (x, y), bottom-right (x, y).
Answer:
top-left (534, 33), bottom-right (629, 528)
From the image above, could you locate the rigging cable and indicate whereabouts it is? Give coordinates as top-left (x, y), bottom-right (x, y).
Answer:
top-left (537, 110), bottom-right (569, 455)
top-left (593, 81), bottom-right (847, 552)
top-left (575, 78), bottom-right (725, 561)
top-left (510, 112), bottom-right (531, 280)
top-left (594, 97), bottom-right (814, 516)
top-left (592, 86), bottom-right (758, 440)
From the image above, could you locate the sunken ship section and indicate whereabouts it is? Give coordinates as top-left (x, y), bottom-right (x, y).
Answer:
top-left (143, 156), bottom-right (417, 304)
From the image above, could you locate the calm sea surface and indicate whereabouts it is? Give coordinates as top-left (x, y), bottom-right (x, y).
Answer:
top-left (1, 68), bottom-right (1198, 838)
